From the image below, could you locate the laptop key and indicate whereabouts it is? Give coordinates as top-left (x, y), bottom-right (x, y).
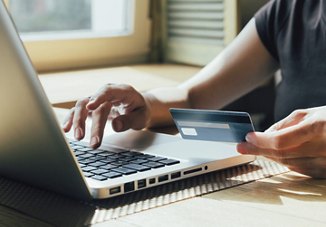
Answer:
top-left (142, 154), bottom-right (155, 159)
top-left (88, 156), bottom-right (106, 162)
top-left (91, 175), bottom-right (107, 181)
top-left (90, 169), bottom-right (109, 175)
top-left (98, 158), bottom-right (115, 164)
top-left (71, 145), bottom-right (84, 150)
top-left (83, 172), bottom-right (94, 178)
top-left (98, 152), bottom-right (115, 157)
top-left (78, 159), bottom-right (96, 165)
top-left (147, 157), bottom-right (167, 162)
top-left (121, 152), bottom-right (143, 157)
top-left (89, 161), bottom-right (106, 167)
top-left (111, 160), bottom-right (129, 166)
top-left (100, 164), bottom-right (117, 170)
top-left (130, 159), bottom-right (147, 164)
top-left (122, 164), bottom-right (151, 172)
top-left (102, 171), bottom-right (123, 179)
top-left (77, 156), bottom-right (86, 161)
top-left (88, 149), bottom-right (105, 155)
top-left (159, 159), bottom-right (180, 166)
top-left (82, 166), bottom-right (97, 172)
top-left (119, 156), bottom-right (137, 162)
top-left (111, 167), bottom-right (137, 175)
top-left (109, 154), bottom-right (124, 159)
top-left (143, 162), bottom-right (165, 169)
top-left (77, 147), bottom-right (94, 152)
top-left (74, 151), bottom-right (86, 156)
top-left (79, 153), bottom-right (95, 159)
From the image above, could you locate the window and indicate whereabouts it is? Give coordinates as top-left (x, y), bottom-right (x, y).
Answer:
top-left (5, 0), bottom-right (151, 72)
top-left (8, 0), bottom-right (131, 40)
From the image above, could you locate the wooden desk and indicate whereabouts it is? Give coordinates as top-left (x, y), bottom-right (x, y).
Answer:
top-left (93, 172), bottom-right (325, 227)
top-left (39, 64), bottom-right (200, 108)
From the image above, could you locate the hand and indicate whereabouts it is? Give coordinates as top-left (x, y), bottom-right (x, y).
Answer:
top-left (237, 106), bottom-right (326, 178)
top-left (62, 84), bottom-right (151, 148)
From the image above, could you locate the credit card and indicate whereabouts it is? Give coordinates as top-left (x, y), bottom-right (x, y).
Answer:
top-left (170, 108), bottom-right (255, 143)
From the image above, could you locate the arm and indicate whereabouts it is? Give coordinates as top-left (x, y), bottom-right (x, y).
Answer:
top-left (63, 18), bottom-right (279, 148)
top-left (145, 18), bottom-right (279, 127)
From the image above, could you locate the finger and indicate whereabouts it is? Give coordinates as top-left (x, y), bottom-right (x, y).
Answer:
top-left (73, 98), bottom-right (90, 140)
top-left (62, 107), bottom-right (75, 132)
top-left (111, 107), bottom-right (148, 132)
top-left (237, 142), bottom-right (281, 158)
top-left (89, 102), bottom-right (112, 148)
top-left (238, 143), bottom-right (326, 176)
top-left (246, 120), bottom-right (315, 150)
top-left (282, 139), bottom-right (326, 158)
top-left (266, 109), bottom-right (307, 132)
top-left (87, 84), bottom-right (139, 111)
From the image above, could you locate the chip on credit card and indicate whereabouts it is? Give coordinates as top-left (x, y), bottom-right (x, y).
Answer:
top-left (170, 108), bottom-right (255, 143)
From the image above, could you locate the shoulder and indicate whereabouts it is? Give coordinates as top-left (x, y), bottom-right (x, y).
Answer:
top-left (254, 0), bottom-right (294, 61)
top-left (255, 0), bottom-right (292, 35)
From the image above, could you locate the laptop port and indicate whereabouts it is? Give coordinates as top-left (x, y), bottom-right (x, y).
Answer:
top-left (171, 172), bottom-right (181, 179)
top-left (124, 182), bottom-right (135, 193)
top-left (184, 167), bottom-right (202, 175)
top-left (109, 186), bottom-right (121, 195)
top-left (158, 175), bottom-right (169, 182)
top-left (149, 178), bottom-right (156, 184)
top-left (137, 179), bottom-right (146, 189)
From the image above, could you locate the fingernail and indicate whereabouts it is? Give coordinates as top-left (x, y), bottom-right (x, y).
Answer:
top-left (113, 120), bottom-right (123, 131)
top-left (245, 133), bottom-right (254, 143)
top-left (75, 128), bottom-right (82, 139)
top-left (90, 136), bottom-right (99, 147)
top-left (236, 143), bottom-right (247, 154)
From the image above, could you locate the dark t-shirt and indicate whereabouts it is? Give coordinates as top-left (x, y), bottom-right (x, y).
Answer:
top-left (255, 0), bottom-right (326, 121)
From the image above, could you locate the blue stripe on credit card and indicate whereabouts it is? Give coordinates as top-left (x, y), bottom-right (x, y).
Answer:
top-left (170, 108), bottom-right (255, 143)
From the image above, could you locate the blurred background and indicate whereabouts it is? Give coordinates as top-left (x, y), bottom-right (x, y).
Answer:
top-left (6, 0), bottom-right (274, 130)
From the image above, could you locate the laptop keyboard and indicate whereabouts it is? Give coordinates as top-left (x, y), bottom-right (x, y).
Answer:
top-left (69, 141), bottom-right (180, 181)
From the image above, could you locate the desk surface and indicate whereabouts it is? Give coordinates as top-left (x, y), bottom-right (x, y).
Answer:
top-left (39, 64), bottom-right (200, 108)
top-left (100, 172), bottom-right (326, 227)
top-left (5, 65), bottom-right (325, 226)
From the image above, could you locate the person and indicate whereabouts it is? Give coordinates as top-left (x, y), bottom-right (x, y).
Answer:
top-left (63, 0), bottom-right (326, 178)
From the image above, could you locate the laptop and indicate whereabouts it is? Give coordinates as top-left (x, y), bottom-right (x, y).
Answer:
top-left (0, 0), bottom-right (255, 200)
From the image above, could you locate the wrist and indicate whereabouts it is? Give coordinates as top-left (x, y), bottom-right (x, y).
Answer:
top-left (142, 92), bottom-right (155, 128)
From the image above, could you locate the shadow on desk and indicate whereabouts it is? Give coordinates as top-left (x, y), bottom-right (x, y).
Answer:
top-left (0, 162), bottom-right (269, 227)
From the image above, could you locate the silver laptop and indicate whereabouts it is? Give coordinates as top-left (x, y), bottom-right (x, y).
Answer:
top-left (0, 0), bottom-right (255, 200)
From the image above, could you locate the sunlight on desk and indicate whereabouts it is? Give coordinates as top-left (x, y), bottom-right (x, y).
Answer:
top-left (39, 64), bottom-right (200, 108)
top-left (202, 172), bottom-right (326, 226)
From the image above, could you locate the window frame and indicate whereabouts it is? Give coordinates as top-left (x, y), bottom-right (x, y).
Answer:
top-left (8, 0), bottom-right (151, 73)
